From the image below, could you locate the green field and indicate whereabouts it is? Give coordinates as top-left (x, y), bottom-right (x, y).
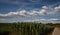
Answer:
top-left (0, 22), bottom-right (60, 35)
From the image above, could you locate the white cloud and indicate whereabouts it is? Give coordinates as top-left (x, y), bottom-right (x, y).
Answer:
top-left (49, 18), bottom-right (59, 20)
top-left (49, 18), bottom-right (60, 23)
top-left (54, 5), bottom-right (60, 13)
top-left (36, 6), bottom-right (48, 15)
top-left (40, 18), bottom-right (59, 21)
top-left (38, 5), bottom-right (60, 15)
top-left (42, 6), bottom-right (48, 9)
top-left (47, 5), bottom-right (60, 14)
top-left (18, 10), bottom-right (27, 16)
top-left (0, 5), bottom-right (60, 17)
top-left (0, 10), bottom-right (27, 17)
top-left (38, 9), bottom-right (47, 15)
top-left (39, 18), bottom-right (60, 23)
top-left (27, 10), bottom-right (37, 16)
top-left (0, 12), bottom-right (17, 17)
top-left (24, 18), bottom-right (60, 23)
top-left (0, 18), bottom-right (6, 23)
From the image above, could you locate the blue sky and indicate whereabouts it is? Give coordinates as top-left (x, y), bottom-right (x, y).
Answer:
top-left (0, 0), bottom-right (60, 23)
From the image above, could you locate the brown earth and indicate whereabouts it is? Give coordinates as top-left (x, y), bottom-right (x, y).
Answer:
top-left (51, 27), bottom-right (60, 35)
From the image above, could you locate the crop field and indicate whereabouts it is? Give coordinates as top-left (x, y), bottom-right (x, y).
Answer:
top-left (0, 22), bottom-right (60, 35)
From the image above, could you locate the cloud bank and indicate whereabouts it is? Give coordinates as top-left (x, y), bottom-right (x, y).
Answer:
top-left (0, 5), bottom-right (60, 18)
top-left (0, 5), bottom-right (60, 23)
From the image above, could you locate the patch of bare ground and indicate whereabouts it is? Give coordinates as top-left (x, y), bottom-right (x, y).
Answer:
top-left (52, 27), bottom-right (60, 35)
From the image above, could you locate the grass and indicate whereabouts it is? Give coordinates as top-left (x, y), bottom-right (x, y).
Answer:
top-left (0, 22), bottom-right (59, 35)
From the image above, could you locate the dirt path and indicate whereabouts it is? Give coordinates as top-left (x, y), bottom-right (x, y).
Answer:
top-left (52, 27), bottom-right (60, 35)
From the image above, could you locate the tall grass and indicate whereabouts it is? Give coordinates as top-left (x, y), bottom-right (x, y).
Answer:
top-left (0, 22), bottom-right (54, 35)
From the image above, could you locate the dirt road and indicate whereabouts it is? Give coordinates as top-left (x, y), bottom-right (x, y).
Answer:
top-left (52, 27), bottom-right (60, 35)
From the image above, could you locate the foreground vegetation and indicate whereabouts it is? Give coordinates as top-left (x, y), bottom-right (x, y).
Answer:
top-left (0, 22), bottom-right (60, 35)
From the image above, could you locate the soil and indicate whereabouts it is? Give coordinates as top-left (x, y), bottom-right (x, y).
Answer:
top-left (52, 27), bottom-right (60, 35)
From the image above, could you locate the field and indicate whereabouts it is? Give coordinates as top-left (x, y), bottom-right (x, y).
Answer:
top-left (0, 22), bottom-right (60, 35)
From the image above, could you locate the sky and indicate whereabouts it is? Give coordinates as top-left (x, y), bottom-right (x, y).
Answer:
top-left (0, 0), bottom-right (60, 23)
